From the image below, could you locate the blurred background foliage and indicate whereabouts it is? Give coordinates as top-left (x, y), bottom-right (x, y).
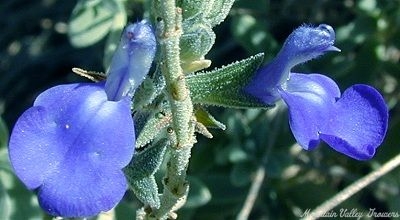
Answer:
top-left (1, 0), bottom-right (400, 219)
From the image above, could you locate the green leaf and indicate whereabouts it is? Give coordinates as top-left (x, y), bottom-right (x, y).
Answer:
top-left (133, 77), bottom-right (166, 112)
top-left (124, 139), bottom-right (168, 179)
top-left (194, 107), bottom-right (226, 130)
top-left (180, 17), bottom-right (215, 63)
top-left (205, 0), bottom-right (235, 27)
top-left (186, 53), bottom-right (271, 108)
top-left (135, 112), bottom-right (172, 149)
top-left (179, 0), bottom-right (206, 20)
top-left (124, 140), bottom-right (168, 209)
top-left (178, 0), bottom-right (233, 64)
top-left (178, 0), bottom-right (234, 26)
top-left (179, 0), bottom-right (234, 26)
top-left (68, 0), bottom-right (127, 48)
top-left (129, 175), bottom-right (160, 209)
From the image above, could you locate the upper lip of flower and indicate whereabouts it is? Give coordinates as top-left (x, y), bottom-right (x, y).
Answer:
top-left (288, 24), bottom-right (340, 54)
top-left (315, 25), bottom-right (341, 52)
top-left (123, 21), bottom-right (156, 46)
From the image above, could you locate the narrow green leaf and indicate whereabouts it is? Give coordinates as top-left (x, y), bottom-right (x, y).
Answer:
top-left (186, 53), bottom-right (272, 109)
top-left (135, 112), bottom-right (172, 149)
top-left (124, 139), bottom-right (167, 180)
top-left (194, 107), bottom-right (226, 130)
top-left (128, 175), bottom-right (160, 209)
top-left (133, 77), bottom-right (166, 113)
top-left (68, 0), bottom-right (126, 48)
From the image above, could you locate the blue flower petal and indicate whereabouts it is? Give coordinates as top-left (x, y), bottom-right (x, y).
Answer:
top-left (278, 73), bottom-right (340, 150)
top-left (9, 82), bottom-right (135, 217)
top-left (38, 162), bottom-right (127, 217)
top-left (9, 106), bottom-right (62, 189)
top-left (319, 85), bottom-right (388, 160)
top-left (34, 83), bottom-right (135, 167)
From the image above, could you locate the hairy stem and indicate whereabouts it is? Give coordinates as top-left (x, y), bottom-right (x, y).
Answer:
top-left (158, 0), bottom-right (193, 148)
top-left (302, 152), bottom-right (400, 220)
top-left (149, 0), bottom-right (195, 219)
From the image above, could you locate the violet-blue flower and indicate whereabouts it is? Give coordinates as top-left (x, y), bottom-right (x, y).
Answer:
top-left (105, 20), bottom-right (156, 101)
top-left (8, 20), bottom-right (156, 217)
top-left (245, 24), bottom-right (388, 160)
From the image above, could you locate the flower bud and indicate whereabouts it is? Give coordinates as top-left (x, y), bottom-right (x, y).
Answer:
top-left (105, 20), bottom-right (156, 101)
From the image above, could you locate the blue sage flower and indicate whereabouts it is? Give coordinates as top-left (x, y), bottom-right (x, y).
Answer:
top-left (245, 24), bottom-right (388, 160)
top-left (105, 20), bottom-right (156, 101)
top-left (8, 20), bottom-right (156, 217)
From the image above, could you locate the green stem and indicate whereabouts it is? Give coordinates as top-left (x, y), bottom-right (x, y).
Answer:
top-left (159, 0), bottom-right (193, 149)
top-left (148, 0), bottom-right (195, 219)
